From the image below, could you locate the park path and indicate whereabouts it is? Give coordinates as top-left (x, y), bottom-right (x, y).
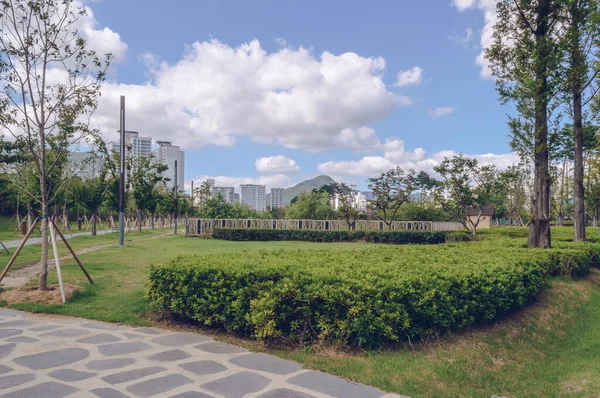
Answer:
top-left (0, 308), bottom-right (406, 398)
top-left (1, 229), bottom-right (117, 249)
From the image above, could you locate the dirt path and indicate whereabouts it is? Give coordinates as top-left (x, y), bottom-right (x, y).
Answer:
top-left (0, 233), bottom-right (171, 288)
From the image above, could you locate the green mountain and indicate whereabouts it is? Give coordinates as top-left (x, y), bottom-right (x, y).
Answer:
top-left (284, 175), bottom-right (336, 204)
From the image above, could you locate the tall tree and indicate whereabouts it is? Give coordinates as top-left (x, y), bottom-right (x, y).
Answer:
top-left (367, 166), bottom-right (416, 230)
top-left (487, 0), bottom-right (565, 248)
top-left (434, 155), bottom-right (500, 238)
top-left (334, 183), bottom-right (360, 230)
top-left (564, 0), bottom-right (600, 241)
top-left (131, 155), bottom-right (168, 232)
top-left (0, 0), bottom-right (111, 290)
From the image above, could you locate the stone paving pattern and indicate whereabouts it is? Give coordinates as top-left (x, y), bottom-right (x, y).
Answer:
top-left (0, 309), bottom-right (407, 398)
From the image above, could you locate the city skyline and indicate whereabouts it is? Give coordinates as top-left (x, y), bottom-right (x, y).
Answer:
top-left (48, 0), bottom-right (521, 192)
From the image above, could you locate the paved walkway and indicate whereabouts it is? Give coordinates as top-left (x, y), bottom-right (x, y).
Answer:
top-left (1, 229), bottom-right (117, 249)
top-left (0, 309), bottom-right (405, 398)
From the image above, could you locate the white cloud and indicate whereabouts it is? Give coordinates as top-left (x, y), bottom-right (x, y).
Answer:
top-left (318, 138), bottom-right (519, 177)
top-left (428, 106), bottom-right (456, 119)
top-left (451, 0), bottom-right (497, 79)
top-left (255, 155), bottom-right (300, 173)
top-left (186, 174), bottom-right (294, 193)
top-left (395, 66), bottom-right (423, 87)
top-left (452, 0), bottom-right (477, 11)
top-left (93, 39), bottom-right (410, 152)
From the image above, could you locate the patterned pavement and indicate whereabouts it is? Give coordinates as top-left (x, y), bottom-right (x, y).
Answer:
top-left (0, 309), bottom-right (407, 398)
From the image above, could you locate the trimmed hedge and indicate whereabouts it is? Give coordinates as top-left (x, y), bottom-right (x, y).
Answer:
top-left (147, 243), bottom-right (599, 348)
top-left (211, 228), bottom-right (471, 244)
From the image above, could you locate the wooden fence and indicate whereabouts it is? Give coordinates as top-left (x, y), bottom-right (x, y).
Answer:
top-left (185, 218), bottom-right (465, 236)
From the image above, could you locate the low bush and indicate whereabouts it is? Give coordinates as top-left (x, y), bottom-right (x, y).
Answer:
top-left (147, 241), bottom-right (599, 348)
top-left (211, 228), bottom-right (471, 244)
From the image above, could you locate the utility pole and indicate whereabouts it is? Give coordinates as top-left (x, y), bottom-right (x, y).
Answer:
top-left (191, 180), bottom-right (194, 217)
top-left (119, 96), bottom-right (125, 247)
top-left (174, 160), bottom-right (178, 235)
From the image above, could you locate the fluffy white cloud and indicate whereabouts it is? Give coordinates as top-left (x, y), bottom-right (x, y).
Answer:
top-left (78, 2), bottom-right (128, 63)
top-left (452, 0), bottom-right (497, 79)
top-left (318, 139), bottom-right (519, 177)
top-left (255, 155), bottom-right (300, 173)
top-left (428, 106), bottom-right (456, 119)
top-left (395, 66), bottom-right (423, 87)
top-left (94, 40), bottom-right (410, 152)
top-left (186, 174), bottom-right (294, 193)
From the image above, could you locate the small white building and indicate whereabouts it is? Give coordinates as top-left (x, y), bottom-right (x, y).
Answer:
top-left (156, 141), bottom-right (185, 189)
top-left (331, 191), bottom-right (368, 212)
top-left (270, 188), bottom-right (285, 209)
top-left (241, 184), bottom-right (266, 212)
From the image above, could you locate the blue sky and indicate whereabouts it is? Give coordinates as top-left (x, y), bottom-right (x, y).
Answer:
top-left (85, 0), bottom-right (514, 191)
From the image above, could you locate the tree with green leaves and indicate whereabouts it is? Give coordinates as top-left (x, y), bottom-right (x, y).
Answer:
top-left (498, 164), bottom-right (529, 222)
top-left (131, 156), bottom-right (168, 232)
top-left (334, 183), bottom-right (360, 230)
top-left (367, 166), bottom-right (416, 230)
top-left (0, 0), bottom-right (111, 290)
top-left (563, 0), bottom-right (600, 241)
top-left (285, 191), bottom-right (336, 220)
top-left (486, 0), bottom-right (565, 248)
top-left (434, 155), bottom-right (500, 238)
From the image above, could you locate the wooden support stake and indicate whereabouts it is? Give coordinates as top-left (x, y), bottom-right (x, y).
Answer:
top-left (0, 218), bottom-right (40, 284)
top-left (52, 219), bottom-right (94, 285)
top-left (0, 241), bottom-right (9, 255)
top-left (49, 218), bottom-right (66, 304)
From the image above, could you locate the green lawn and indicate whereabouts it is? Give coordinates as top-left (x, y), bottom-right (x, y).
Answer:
top-left (3, 227), bottom-right (600, 397)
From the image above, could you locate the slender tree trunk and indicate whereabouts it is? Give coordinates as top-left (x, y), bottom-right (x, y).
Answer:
top-left (571, 0), bottom-right (586, 241)
top-left (138, 209), bottom-right (142, 233)
top-left (92, 210), bottom-right (97, 236)
top-left (39, 162), bottom-right (49, 290)
top-left (151, 212), bottom-right (155, 229)
top-left (528, 0), bottom-right (552, 249)
top-left (593, 207), bottom-right (598, 227)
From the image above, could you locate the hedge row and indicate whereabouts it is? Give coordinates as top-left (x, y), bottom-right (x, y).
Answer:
top-left (211, 228), bottom-right (472, 244)
top-left (147, 244), bottom-right (599, 348)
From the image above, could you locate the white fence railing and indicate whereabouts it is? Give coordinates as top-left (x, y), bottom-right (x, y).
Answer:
top-left (185, 218), bottom-right (464, 236)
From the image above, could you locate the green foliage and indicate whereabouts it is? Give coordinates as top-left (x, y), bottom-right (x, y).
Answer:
top-left (434, 154), bottom-right (500, 235)
top-left (211, 228), bottom-right (466, 244)
top-left (394, 201), bottom-right (453, 222)
top-left (149, 239), bottom-right (599, 348)
top-left (284, 191), bottom-right (336, 220)
top-left (367, 166), bottom-right (415, 229)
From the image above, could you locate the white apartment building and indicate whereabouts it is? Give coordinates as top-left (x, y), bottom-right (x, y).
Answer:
top-left (212, 186), bottom-right (235, 204)
top-left (108, 131), bottom-right (152, 159)
top-left (156, 141), bottom-right (185, 189)
top-left (241, 184), bottom-right (266, 212)
top-left (331, 191), bottom-right (368, 212)
top-left (270, 188), bottom-right (285, 209)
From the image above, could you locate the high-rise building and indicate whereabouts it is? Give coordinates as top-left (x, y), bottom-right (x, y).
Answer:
top-left (241, 184), bottom-right (266, 212)
top-left (212, 186), bottom-right (235, 204)
top-left (270, 188), bottom-right (285, 209)
top-left (156, 141), bottom-right (185, 189)
top-left (109, 131), bottom-right (152, 159)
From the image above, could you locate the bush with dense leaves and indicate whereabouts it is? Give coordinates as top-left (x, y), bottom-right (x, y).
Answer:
top-left (211, 228), bottom-right (471, 244)
top-left (147, 241), bottom-right (599, 348)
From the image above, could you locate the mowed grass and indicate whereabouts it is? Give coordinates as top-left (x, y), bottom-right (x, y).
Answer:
top-left (3, 226), bottom-right (600, 397)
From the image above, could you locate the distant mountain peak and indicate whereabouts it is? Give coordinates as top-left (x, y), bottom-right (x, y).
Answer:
top-left (284, 175), bottom-right (336, 203)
